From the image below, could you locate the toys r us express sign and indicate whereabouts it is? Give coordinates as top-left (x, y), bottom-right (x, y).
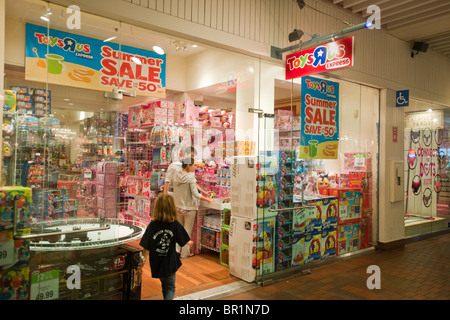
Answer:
top-left (285, 37), bottom-right (354, 80)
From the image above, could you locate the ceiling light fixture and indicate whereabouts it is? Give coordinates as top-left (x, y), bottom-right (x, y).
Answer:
top-left (153, 45), bottom-right (165, 55)
top-left (289, 29), bottom-right (305, 42)
top-left (172, 40), bottom-right (189, 52)
top-left (131, 57), bottom-right (142, 65)
top-left (40, 8), bottom-right (52, 22)
top-left (103, 36), bottom-right (117, 43)
top-left (296, 0), bottom-right (306, 10)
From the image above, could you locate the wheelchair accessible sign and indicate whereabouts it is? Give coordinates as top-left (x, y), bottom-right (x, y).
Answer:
top-left (396, 90), bottom-right (409, 107)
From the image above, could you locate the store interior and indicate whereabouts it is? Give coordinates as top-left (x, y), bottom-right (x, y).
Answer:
top-left (1, 0), bottom-right (448, 301)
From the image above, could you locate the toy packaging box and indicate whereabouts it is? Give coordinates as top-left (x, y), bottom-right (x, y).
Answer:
top-left (303, 231), bottom-right (322, 264)
top-left (292, 206), bottom-right (315, 236)
top-left (343, 152), bottom-right (372, 173)
top-left (318, 197), bottom-right (339, 231)
top-left (175, 101), bottom-right (199, 125)
top-left (0, 266), bottom-right (30, 300)
top-left (337, 223), bottom-right (360, 255)
top-left (0, 187), bottom-right (32, 231)
top-left (321, 229), bottom-right (337, 259)
top-left (229, 214), bottom-right (276, 282)
top-left (231, 156), bottom-right (257, 219)
top-left (291, 235), bottom-right (305, 266)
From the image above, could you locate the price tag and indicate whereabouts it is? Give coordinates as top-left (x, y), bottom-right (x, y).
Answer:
top-left (354, 154), bottom-right (366, 167)
top-left (30, 270), bottom-right (59, 300)
top-left (84, 170), bottom-right (93, 179)
top-left (0, 240), bottom-right (14, 266)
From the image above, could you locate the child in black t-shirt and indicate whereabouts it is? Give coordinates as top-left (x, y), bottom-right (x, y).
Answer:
top-left (139, 193), bottom-right (192, 300)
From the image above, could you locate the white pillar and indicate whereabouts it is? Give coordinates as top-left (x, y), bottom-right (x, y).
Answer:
top-left (378, 88), bottom-right (406, 248)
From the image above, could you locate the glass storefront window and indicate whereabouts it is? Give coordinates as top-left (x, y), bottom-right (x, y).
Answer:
top-left (403, 100), bottom-right (450, 237)
top-left (2, 0), bottom-right (384, 299)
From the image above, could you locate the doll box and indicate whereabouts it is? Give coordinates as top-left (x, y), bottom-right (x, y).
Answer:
top-left (175, 102), bottom-right (199, 125)
top-left (140, 104), bottom-right (167, 126)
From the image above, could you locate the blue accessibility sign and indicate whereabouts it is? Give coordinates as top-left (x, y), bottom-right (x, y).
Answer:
top-left (396, 90), bottom-right (409, 107)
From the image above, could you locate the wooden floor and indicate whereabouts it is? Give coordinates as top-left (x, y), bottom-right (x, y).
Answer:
top-left (127, 240), bottom-right (239, 300)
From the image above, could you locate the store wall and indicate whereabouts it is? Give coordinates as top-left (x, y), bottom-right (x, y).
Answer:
top-left (379, 89), bottom-right (406, 247)
top-left (49, 0), bottom-right (450, 107)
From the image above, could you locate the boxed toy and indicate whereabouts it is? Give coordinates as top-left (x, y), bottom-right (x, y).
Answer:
top-left (318, 197), bottom-right (339, 231)
top-left (228, 214), bottom-right (276, 282)
top-left (292, 206), bottom-right (315, 236)
top-left (0, 266), bottom-right (30, 300)
top-left (97, 161), bottom-right (118, 174)
top-left (3, 90), bottom-right (16, 112)
top-left (276, 109), bottom-right (292, 130)
top-left (0, 187), bottom-right (32, 231)
top-left (291, 235), bottom-right (305, 266)
top-left (57, 181), bottom-right (79, 199)
top-left (320, 229), bottom-right (337, 259)
top-left (343, 152), bottom-right (372, 173)
top-left (337, 223), bottom-right (360, 255)
top-left (175, 101), bottom-right (199, 125)
top-left (331, 189), bottom-right (362, 224)
top-left (303, 231), bottom-right (322, 264)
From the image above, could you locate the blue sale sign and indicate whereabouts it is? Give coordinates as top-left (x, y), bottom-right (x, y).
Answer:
top-left (299, 76), bottom-right (339, 159)
top-left (396, 90), bottom-right (409, 107)
top-left (25, 23), bottom-right (166, 98)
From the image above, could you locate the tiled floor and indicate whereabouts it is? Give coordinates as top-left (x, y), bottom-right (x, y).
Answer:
top-left (219, 232), bottom-right (450, 300)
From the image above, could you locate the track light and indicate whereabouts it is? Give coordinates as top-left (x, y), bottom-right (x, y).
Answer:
top-left (153, 45), bottom-right (165, 55)
top-left (289, 29), bottom-right (304, 42)
top-left (40, 7), bottom-right (52, 22)
top-left (296, 0), bottom-right (306, 10)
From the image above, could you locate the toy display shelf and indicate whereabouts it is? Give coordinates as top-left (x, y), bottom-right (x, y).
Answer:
top-left (200, 198), bottom-right (231, 211)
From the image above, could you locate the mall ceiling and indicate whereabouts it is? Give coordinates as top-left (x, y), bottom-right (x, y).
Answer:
top-left (328, 0), bottom-right (450, 58)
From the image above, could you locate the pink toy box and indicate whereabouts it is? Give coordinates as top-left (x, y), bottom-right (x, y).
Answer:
top-left (97, 174), bottom-right (117, 186)
top-left (97, 161), bottom-right (118, 174)
top-left (175, 101), bottom-right (199, 125)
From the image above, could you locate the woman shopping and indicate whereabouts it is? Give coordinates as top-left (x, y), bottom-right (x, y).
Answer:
top-left (173, 157), bottom-right (214, 258)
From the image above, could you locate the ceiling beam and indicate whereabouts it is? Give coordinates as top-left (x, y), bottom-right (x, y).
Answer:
top-left (380, 0), bottom-right (446, 23)
top-left (360, 0), bottom-right (413, 17)
top-left (386, 10), bottom-right (450, 31)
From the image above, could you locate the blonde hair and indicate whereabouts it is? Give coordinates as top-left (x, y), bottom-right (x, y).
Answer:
top-left (153, 193), bottom-right (178, 223)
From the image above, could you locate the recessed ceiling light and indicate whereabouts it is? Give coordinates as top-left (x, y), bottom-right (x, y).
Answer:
top-left (191, 44), bottom-right (198, 48)
top-left (64, 98), bottom-right (70, 102)
top-left (153, 45), bottom-right (165, 55)
top-left (103, 36), bottom-right (117, 43)
top-left (131, 57), bottom-right (142, 65)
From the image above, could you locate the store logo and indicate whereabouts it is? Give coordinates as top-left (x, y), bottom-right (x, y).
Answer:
top-left (66, 5), bottom-right (81, 30)
top-left (366, 265), bottom-right (381, 289)
top-left (66, 265), bottom-right (81, 290)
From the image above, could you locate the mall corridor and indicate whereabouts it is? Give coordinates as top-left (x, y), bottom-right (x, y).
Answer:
top-left (214, 232), bottom-right (450, 300)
